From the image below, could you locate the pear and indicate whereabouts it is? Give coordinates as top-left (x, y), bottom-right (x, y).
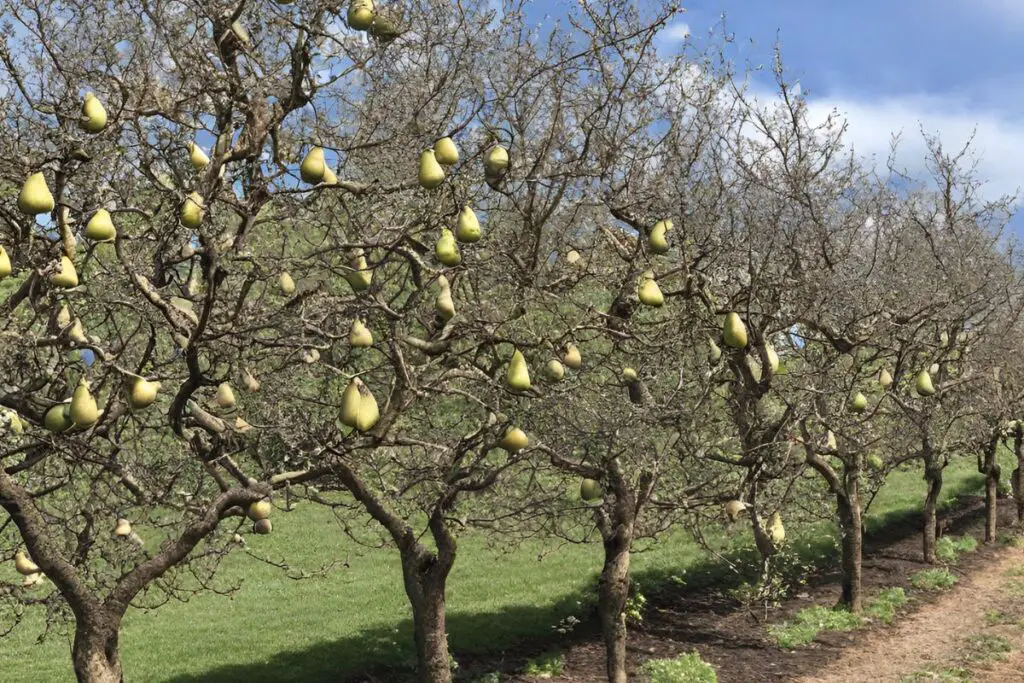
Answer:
top-left (51, 256), bottom-right (79, 288)
top-left (70, 380), bottom-right (99, 428)
top-left (435, 228), bottom-right (462, 266)
top-left (322, 166), bottom-right (338, 186)
top-left (722, 312), bottom-right (748, 349)
top-left (279, 271), bottom-right (296, 295)
top-left (563, 343), bottom-right (582, 370)
top-left (300, 146), bottom-right (327, 184)
top-left (708, 338), bottom-right (722, 364)
top-left (302, 348), bottom-right (320, 364)
top-left (368, 14), bottom-right (400, 41)
top-left (765, 343), bottom-right (779, 373)
top-left (766, 512), bottom-right (785, 545)
top-left (506, 349), bottom-right (531, 391)
top-left (0, 246), bottom-right (11, 279)
top-left (253, 518), bottom-right (273, 535)
top-left (235, 416), bottom-right (253, 433)
top-left (435, 275), bottom-right (456, 321)
top-left (230, 21), bottom-right (250, 44)
top-left (867, 454), bottom-right (884, 471)
top-left (189, 142), bottom-right (210, 170)
top-left (484, 146), bottom-right (510, 176)
top-left (544, 359), bottom-right (565, 382)
top-left (129, 378), bottom-right (161, 410)
top-left (418, 149), bottom-right (445, 189)
top-left (85, 209), bottom-right (116, 242)
top-left (637, 273), bottom-right (664, 307)
top-left (878, 368), bottom-right (893, 388)
top-left (929, 362), bottom-right (940, 376)
top-left (350, 319), bottom-right (374, 347)
top-left (356, 383), bottom-right (379, 432)
top-left (22, 573), bottom-right (45, 589)
top-left (850, 392), bottom-right (868, 414)
top-left (56, 304), bottom-right (72, 328)
top-left (915, 369), bottom-right (936, 397)
top-left (340, 379), bottom-right (362, 428)
top-left (940, 331), bottom-right (949, 347)
top-left (14, 550), bottom-right (39, 576)
top-left (247, 500), bottom-right (272, 521)
top-left (68, 317), bottom-right (87, 343)
top-left (621, 367), bottom-right (638, 382)
top-left (242, 369), bottom-right (260, 392)
top-left (500, 427), bottom-right (529, 453)
top-left (724, 500), bottom-right (748, 522)
top-left (180, 192), bottom-right (204, 228)
top-left (80, 92), bottom-right (107, 133)
top-left (826, 430), bottom-right (837, 450)
top-left (344, 252), bottom-right (373, 292)
top-left (43, 404), bottom-right (73, 433)
top-left (347, 0), bottom-right (374, 30)
top-left (17, 172), bottom-right (55, 215)
top-left (580, 478), bottom-right (602, 502)
top-left (215, 382), bottom-right (237, 410)
top-left (455, 206), bottom-right (481, 243)
top-left (434, 136), bottom-right (459, 165)
top-left (649, 219), bottom-right (671, 254)
top-left (566, 250), bottom-right (581, 265)
top-left (2, 409), bottom-right (24, 435)
top-left (113, 518), bottom-right (132, 537)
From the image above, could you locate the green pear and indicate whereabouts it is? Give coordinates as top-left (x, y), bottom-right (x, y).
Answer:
top-left (637, 273), bottom-right (664, 307)
top-left (85, 209), bottom-right (116, 242)
top-left (766, 512), bottom-right (785, 544)
top-left (189, 142), bottom-right (210, 170)
top-left (434, 136), bottom-right (459, 165)
top-left (247, 499), bottom-right (272, 521)
top-left (322, 166), bottom-right (338, 186)
top-left (340, 379), bottom-right (362, 428)
top-left (621, 367), bottom-right (638, 382)
top-left (435, 228), bottom-right (462, 266)
top-left (344, 252), bottom-right (373, 292)
top-left (2, 409), bottom-right (24, 435)
top-left (350, 319), bottom-right (373, 347)
top-left (456, 206), bottom-right (481, 243)
top-left (51, 256), bottom-right (79, 288)
top-left (722, 312), bottom-right (748, 349)
top-left (70, 380), bottom-right (98, 428)
top-left (850, 392), bottom-right (868, 413)
top-left (17, 172), bottom-right (55, 215)
top-left (484, 146), bottom-right (509, 176)
top-left (435, 275), bottom-right (455, 321)
top-left (356, 383), bottom-right (379, 431)
top-left (500, 427), bottom-right (529, 453)
top-left (0, 246), bottom-right (11, 279)
top-left (347, 0), bottom-right (374, 30)
top-left (253, 519), bottom-right (273, 535)
top-left (708, 338), bottom-right (722, 364)
top-left (180, 192), bottom-right (204, 228)
top-left (279, 271), bottom-right (296, 295)
top-left (418, 149), bottom-right (445, 189)
top-left (878, 368), bottom-right (893, 388)
top-left (300, 147), bottom-right (326, 184)
top-left (80, 92), bottom-right (107, 133)
top-left (915, 370), bottom-right (935, 397)
top-left (129, 378), bottom-right (161, 410)
top-left (867, 454), bottom-right (884, 471)
top-left (44, 403), bottom-right (73, 433)
top-left (368, 14), bottom-right (400, 41)
top-left (563, 343), bottom-right (582, 369)
top-left (544, 359), bottom-right (565, 382)
top-left (580, 478), bottom-right (602, 502)
top-left (649, 219), bottom-right (671, 254)
top-left (214, 382), bottom-right (236, 410)
top-left (506, 349), bottom-right (531, 391)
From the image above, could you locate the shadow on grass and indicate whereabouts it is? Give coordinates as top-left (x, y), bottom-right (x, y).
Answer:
top-left (165, 476), bottom-right (989, 683)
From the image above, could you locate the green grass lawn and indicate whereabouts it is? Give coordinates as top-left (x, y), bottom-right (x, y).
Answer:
top-left (0, 455), bottom-right (1001, 682)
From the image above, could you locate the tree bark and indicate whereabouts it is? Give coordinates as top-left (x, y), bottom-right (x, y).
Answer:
top-left (597, 509), bottom-right (634, 683)
top-left (923, 464), bottom-right (943, 564)
top-left (837, 481), bottom-right (863, 613)
top-left (72, 619), bottom-right (122, 683)
top-left (980, 430), bottom-right (1001, 543)
top-left (401, 552), bottom-right (453, 683)
top-left (1014, 424), bottom-right (1024, 525)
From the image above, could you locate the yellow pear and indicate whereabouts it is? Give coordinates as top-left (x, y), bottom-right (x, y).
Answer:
top-left (322, 166), bottom-right (338, 186)
top-left (506, 349), bottom-right (531, 391)
top-left (18, 172), bottom-right (55, 215)
top-left (435, 228), bottom-right (462, 266)
top-left (544, 359), bottom-right (565, 382)
top-left (301, 348), bottom-right (320, 364)
top-left (189, 142), bottom-right (210, 170)
top-left (878, 368), bottom-right (893, 388)
top-left (129, 378), bottom-right (161, 410)
top-left (929, 362), bottom-right (940, 376)
top-left (826, 430), bottom-right (837, 450)
top-left (621, 367), bottom-right (638, 382)
top-left (247, 500), bottom-right (272, 521)
top-left (722, 312), bottom-right (748, 349)
top-left (580, 478), bottom-right (602, 502)
top-left (85, 209), bottom-right (116, 242)
top-left (916, 369), bottom-right (936, 397)
top-left (500, 427), bottom-right (529, 453)
top-left (242, 369), bottom-right (260, 392)
top-left (340, 379), bottom-right (362, 428)
top-left (180, 192), bottom-right (204, 228)
top-left (234, 416), bottom-right (253, 432)
top-left (22, 572), bottom-right (45, 589)
top-left (765, 343), bottom-right (779, 373)
top-left (56, 304), bottom-right (72, 328)
top-left (637, 273), bottom-right (664, 307)
top-left (940, 331), bottom-right (950, 347)
top-left (649, 219), bottom-right (671, 254)
top-left (230, 21), bottom-right (250, 44)
top-left (80, 92), bottom-right (107, 133)
top-left (70, 380), bottom-right (98, 428)
top-left (279, 271), bottom-right (296, 295)
top-left (51, 256), bottom-right (79, 288)
top-left (484, 146), bottom-right (510, 176)
top-left (300, 146), bottom-right (327, 184)
top-left (350, 319), bottom-right (373, 347)
top-left (563, 343), bottom-right (582, 369)
top-left (356, 383), bottom-right (380, 432)
top-left (456, 205), bottom-right (481, 243)
top-left (2, 409), bottom-right (24, 435)
top-left (253, 518), bottom-right (273, 535)
top-left (113, 518), bottom-right (132, 537)
top-left (766, 512), bottom-right (785, 544)
top-left (724, 500), bottom-right (748, 522)
top-left (44, 403), bottom-right (73, 433)
top-left (0, 246), bottom-right (11, 279)
top-left (434, 136), bottom-right (459, 165)
top-left (344, 252), bottom-right (373, 292)
top-left (14, 550), bottom-right (39, 576)
top-left (566, 250), bottom-right (581, 265)
top-left (435, 275), bottom-right (456, 321)
top-left (708, 338), bottom-right (722, 364)
top-left (850, 392), bottom-right (868, 413)
top-left (418, 149), bottom-right (445, 189)
top-left (214, 382), bottom-right (236, 410)
top-left (68, 318), bottom-right (87, 343)
top-left (347, 0), bottom-right (374, 30)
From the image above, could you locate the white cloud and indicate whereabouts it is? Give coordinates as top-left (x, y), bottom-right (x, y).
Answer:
top-left (661, 21), bottom-right (691, 42)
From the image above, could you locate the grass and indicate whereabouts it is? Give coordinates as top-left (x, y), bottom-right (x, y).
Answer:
top-left (0, 456), bottom-right (994, 682)
top-left (768, 605), bottom-right (862, 648)
top-left (640, 651), bottom-right (718, 683)
top-left (523, 651), bottom-right (564, 678)
top-left (899, 667), bottom-right (972, 683)
top-left (936, 535), bottom-right (979, 563)
top-left (961, 633), bottom-right (1012, 663)
top-left (865, 587), bottom-right (909, 625)
top-left (910, 568), bottom-right (959, 591)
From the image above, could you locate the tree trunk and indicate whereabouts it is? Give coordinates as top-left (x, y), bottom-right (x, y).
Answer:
top-left (598, 517), bottom-right (634, 683)
top-left (1014, 424), bottom-right (1024, 525)
top-left (923, 465), bottom-right (943, 564)
top-left (72, 621), bottom-right (123, 683)
top-left (836, 484), bottom-right (863, 613)
top-left (400, 545), bottom-right (454, 683)
top-left (981, 431), bottom-right (1001, 543)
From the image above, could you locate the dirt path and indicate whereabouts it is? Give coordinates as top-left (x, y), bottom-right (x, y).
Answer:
top-left (795, 545), bottom-right (1024, 683)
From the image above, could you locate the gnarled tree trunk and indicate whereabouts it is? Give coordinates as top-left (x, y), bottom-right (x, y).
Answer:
top-left (980, 430), bottom-right (1001, 543)
top-left (401, 550), bottom-right (454, 683)
top-left (597, 502), bottom-right (635, 683)
top-left (1014, 424), bottom-right (1024, 525)
top-left (837, 477), bottom-right (863, 613)
top-left (73, 618), bottom-right (123, 683)
top-left (923, 462), bottom-right (943, 564)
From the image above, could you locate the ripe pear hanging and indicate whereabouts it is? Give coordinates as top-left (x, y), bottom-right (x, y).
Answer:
top-left (347, 0), bottom-right (374, 30)
top-left (766, 512), bottom-right (785, 544)
top-left (17, 172), bottom-right (55, 216)
top-left (563, 343), bottom-right (582, 369)
top-left (189, 142), bottom-right (210, 170)
top-left (350, 319), bottom-right (373, 347)
top-left (44, 404), bottom-right (73, 433)
top-left (722, 312), bottom-right (748, 349)
top-left (435, 275), bottom-right (456, 321)
top-left (544, 359), bottom-right (565, 382)
top-left (506, 349), bottom-right (531, 391)
top-left (322, 166), bottom-right (338, 186)
top-left (129, 378), bottom-right (161, 410)
top-left (915, 369), bottom-right (936, 397)
top-left (708, 338), bottom-right (722, 364)
top-left (637, 272), bottom-right (664, 307)
top-left (80, 93), bottom-right (107, 133)
top-left (214, 382), bottom-right (236, 410)
top-left (826, 430), bottom-right (837, 450)
top-left (434, 136), bottom-right (459, 165)
top-left (867, 454), bottom-right (884, 471)
top-left (180, 192), bottom-right (204, 228)
top-left (356, 382), bottom-right (379, 431)
top-left (580, 478), bottom-right (602, 502)
top-left (85, 209), bottom-right (116, 242)
top-left (418, 149), bottom-right (445, 189)
top-left (340, 379), bottom-right (361, 428)
top-left (500, 427), bottom-right (529, 453)
top-left (649, 219), bottom-right (671, 254)
top-left (850, 392), bottom-right (868, 413)
top-left (566, 250), bottom-right (581, 265)
top-left (279, 271), bottom-right (296, 295)
top-left (0, 246), bottom-right (11, 279)
top-left (113, 518), bottom-right (132, 537)
top-left (456, 206), bottom-right (481, 243)
top-left (51, 256), bottom-right (79, 288)
top-left (68, 318), bottom-right (87, 343)
top-left (300, 147), bottom-right (327, 184)
top-left (878, 368), bottom-right (893, 388)
top-left (344, 252), bottom-right (373, 293)
top-left (724, 500), bottom-right (748, 522)
top-left (484, 145), bottom-right (509, 176)
top-left (765, 343), bottom-right (779, 373)
top-left (435, 228), bottom-right (462, 266)
top-left (70, 380), bottom-right (99, 428)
